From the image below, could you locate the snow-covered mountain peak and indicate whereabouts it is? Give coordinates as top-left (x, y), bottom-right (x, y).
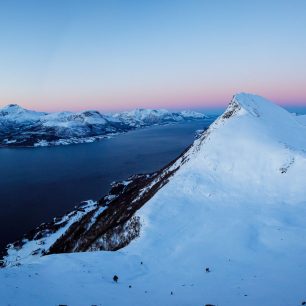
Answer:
top-left (2, 103), bottom-right (21, 110)
top-left (1, 103), bottom-right (30, 113)
top-left (179, 93), bottom-right (306, 203)
top-left (212, 93), bottom-right (306, 148)
top-left (0, 104), bottom-right (46, 122)
top-left (230, 93), bottom-right (287, 118)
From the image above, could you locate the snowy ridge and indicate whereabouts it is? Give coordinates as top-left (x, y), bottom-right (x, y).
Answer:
top-left (0, 105), bottom-right (208, 147)
top-left (1, 93), bottom-right (306, 306)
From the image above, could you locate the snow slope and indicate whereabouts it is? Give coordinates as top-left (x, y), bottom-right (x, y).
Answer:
top-left (294, 114), bottom-right (306, 126)
top-left (1, 93), bottom-right (306, 306)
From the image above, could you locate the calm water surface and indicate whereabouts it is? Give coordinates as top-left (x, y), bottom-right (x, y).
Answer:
top-left (0, 119), bottom-right (214, 250)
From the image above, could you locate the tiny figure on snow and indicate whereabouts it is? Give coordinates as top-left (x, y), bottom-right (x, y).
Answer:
top-left (113, 275), bottom-right (119, 282)
top-left (206, 267), bottom-right (210, 273)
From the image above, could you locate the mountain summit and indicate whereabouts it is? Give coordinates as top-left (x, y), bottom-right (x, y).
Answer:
top-left (1, 93), bottom-right (306, 306)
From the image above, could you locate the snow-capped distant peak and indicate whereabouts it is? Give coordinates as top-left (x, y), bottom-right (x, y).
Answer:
top-left (1, 104), bottom-right (31, 113)
top-left (0, 104), bottom-right (47, 122)
top-left (2, 103), bottom-right (21, 110)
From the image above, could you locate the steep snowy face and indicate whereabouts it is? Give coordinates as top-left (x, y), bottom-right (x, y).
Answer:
top-left (175, 93), bottom-right (306, 201)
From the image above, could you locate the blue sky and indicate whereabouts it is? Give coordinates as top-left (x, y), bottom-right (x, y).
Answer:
top-left (0, 0), bottom-right (305, 111)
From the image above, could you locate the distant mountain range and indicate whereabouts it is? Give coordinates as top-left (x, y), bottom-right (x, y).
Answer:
top-left (0, 104), bottom-right (208, 147)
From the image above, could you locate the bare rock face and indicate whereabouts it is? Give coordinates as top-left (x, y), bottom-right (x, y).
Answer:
top-left (221, 98), bottom-right (241, 119)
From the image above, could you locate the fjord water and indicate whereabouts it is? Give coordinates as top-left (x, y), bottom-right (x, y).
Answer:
top-left (0, 119), bottom-right (214, 251)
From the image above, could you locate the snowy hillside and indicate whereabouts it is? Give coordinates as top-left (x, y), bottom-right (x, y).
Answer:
top-left (294, 113), bottom-right (306, 126)
top-left (1, 93), bottom-right (306, 306)
top-left (0, 105), bottom-right (207, 147)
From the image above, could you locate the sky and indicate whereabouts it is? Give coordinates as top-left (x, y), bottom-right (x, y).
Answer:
top-left (0, 0), bottom-right (305, 112)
